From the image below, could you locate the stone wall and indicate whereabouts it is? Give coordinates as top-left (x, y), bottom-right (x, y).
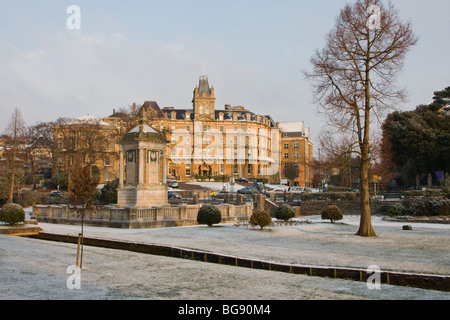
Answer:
top-left (32, 203), bottom-right (253, 229)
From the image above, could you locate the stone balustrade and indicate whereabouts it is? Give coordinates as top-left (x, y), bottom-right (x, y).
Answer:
top-left (32, 203), bottom-right (253, 229)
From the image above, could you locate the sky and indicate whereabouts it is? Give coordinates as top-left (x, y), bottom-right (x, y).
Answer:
top-left (0, 0), bottom-right (449, 150)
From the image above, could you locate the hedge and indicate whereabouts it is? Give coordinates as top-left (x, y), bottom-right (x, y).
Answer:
top-left (301, 192), bottom-right (359, 201)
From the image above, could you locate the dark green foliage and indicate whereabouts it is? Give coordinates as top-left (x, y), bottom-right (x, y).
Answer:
top-left (301, 192), bottom-right (358, 201)
top-left (0, 203), bottom-right (25, 225)
top-left (197, 205), bottom-right (222, 227)
top-left (249, 210), bottom-right (272, 230)
top-left (387, 203), bottom-right (406, 217)
top-left (381, 87), bottom-right (450, 189)
top-left (321, 205), bottom-right (343, 223)
top-left (96, 179), bottom-right (119, 204)
top-left (402, 198), bottom-right (450, 216)
top-left (275, 204), bottom-right (295, 221)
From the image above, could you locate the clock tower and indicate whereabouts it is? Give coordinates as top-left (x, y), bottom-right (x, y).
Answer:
top-left (192, 74), bottom-right (215, 120)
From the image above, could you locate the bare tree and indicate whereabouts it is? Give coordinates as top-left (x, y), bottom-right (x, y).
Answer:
top-left (3, 108), bottom-right (27, 203)
top-left (304, 0), bottom-right (417, 236)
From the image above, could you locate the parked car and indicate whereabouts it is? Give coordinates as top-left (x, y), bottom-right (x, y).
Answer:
top-left (215, 190), bottom-right (237, 199)
top-left (168, 180), bottom-right (178, 188)
top-left (237, 187), bottom-right (254, 194)
top-left (289, 186), bottom-right (309, 194)
top-left (168, 191), bottom-right (181, 199)
top-left (49, 190), bottom-right (62, 197)
top-left (235, 177), bottom-right (249, 183)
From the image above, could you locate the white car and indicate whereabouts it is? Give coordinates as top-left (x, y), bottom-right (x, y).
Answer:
top-left (289, 187), bottom-right (308, 194)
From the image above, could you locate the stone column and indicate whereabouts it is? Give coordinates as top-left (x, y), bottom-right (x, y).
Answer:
top-left (119, 149), bottom-right (124, 188)
top-left (138, 147), bottom-right (144, 186)
top-left (162, 150), bottom-right (167, 184)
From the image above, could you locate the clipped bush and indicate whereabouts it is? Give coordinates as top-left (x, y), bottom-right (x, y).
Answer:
top-left (387, 203), bottom-right (406, 217)
top-left (321, 205), bottom-right (343, 223)
top-left (197, 205), bottom-right (222, 227)
top-left (301, 192), bottom-right (359, 201)
top-left (275, 204), bottom-right (295, 221)
top-left (408, 198), bottom-right (450, 216)
top-left (249, 210), bottom-right (272, 230)
top-left (0, 203), bottom-right (25, 225)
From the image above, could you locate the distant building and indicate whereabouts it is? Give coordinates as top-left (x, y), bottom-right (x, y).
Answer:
top-left (158, 75), bottom-right (280, 182)
top-left (53, 114), bottom-right (120, 186)
top-left (278, 121), bottom-right (313, 187)
top-left (53, 74), bottom-right (313, 187)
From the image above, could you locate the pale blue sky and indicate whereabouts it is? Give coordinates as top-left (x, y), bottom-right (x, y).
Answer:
top-left (1, 0), bottom-right (449, 149)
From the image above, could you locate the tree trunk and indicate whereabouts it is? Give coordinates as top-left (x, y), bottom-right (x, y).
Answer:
top-left (356, 158), bottom-right (376, 236)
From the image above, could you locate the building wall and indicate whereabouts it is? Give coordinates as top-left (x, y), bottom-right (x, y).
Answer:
top-left (280, 135), bottom-right (314, 187)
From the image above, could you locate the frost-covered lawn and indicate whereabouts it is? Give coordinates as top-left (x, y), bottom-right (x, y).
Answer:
top-left (39, 215), bottom-right (450, 276)
top-left (1, 214), bottom-right (449, 300)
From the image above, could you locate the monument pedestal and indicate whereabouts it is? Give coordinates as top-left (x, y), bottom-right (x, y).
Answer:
top-left (117, 185), bottom-right (168, 208)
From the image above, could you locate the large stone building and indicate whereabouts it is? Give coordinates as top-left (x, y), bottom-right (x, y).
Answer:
top-left (53, 74), bottom-right (313, 187)
top-left (160, 75), bottom-right (281, 182)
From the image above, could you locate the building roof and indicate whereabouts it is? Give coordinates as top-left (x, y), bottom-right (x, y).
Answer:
top-left (198, 75), bottom-right (211, 96)
top-left (128, 124), bottom-right (158, 134)
top-left (139, 101), bottom-right (166, 118)
top-left (161, 107), bottom-right (276, 127)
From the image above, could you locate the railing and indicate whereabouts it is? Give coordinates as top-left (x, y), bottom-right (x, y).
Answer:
top-left (33, 202), bottom-right (253, 228)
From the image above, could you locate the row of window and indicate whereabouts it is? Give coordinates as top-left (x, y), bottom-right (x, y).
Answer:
top-left (284, 152), bottom-right (300, 159)
top-left (284, 142), bottom-right (299, 149)
top-left (183, 163), bottom-right (263, 176)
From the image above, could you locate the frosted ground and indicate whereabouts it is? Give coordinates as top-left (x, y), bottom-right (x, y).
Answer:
top-left (1, 213), bottom-right (449, 300)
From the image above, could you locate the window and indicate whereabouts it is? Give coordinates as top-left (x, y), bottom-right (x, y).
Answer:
top-left (294, 142), bottom-right (298, 149)
top-left (220, 164), bottom-right (224, 174)
top-left (294, 152), bottom-right (299, 159)
top-left (248, 164), bottom-right (252, 175)
top-left (258, 164), bottom-right (261, 175)
top-left (219, 126), bottom-right (224, 132)
top-left (206, 106), bottom-right (210, 114)
top-left (185, 136), bottom-right (191, 145)
top-left (186, 113), bottom-right (190, 120)
top-left (284, 143), bottom-right (289, 149)
top-left (234, 164), bottom-right (239, 174)
top-left (104, 157), bottom-right (111, 166)
top-left (185, 163), bottom-right (191, 176)
top-left (199, 106), bottom-right (203, 114)
top-left (186, 125), bottom-right (190, 132)
top-left (284, 153), bottom-right (289, 159)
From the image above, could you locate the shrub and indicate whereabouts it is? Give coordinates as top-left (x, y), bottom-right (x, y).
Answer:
top-left (387, 203), bottom-right (406, 217)
top-left (249, 210), bottom-right (272, 230)
top-left (301, 192), bottom-right (358, 201)
top-left (197, 205), bottom-right (222, 227)
top-left (96, 179), bottom-right (119, 204)
top-left (0, 203), bottom-right (25, 225)
top-left (321, 205), bottom-right (343, 223)
top-left (275, 204), bottom-right (295, 221)
top-left (407, 198), bottom-right (450, 216)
